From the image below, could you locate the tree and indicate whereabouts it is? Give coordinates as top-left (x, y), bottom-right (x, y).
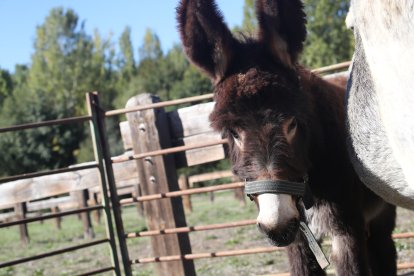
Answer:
top-left (0, 8), bottom-right (117, 175)
top-left (241, 0), bottom-right (257, 34)
top-left (139, 28), bottom-right (162, 60)
top-left (232, 0), bottom-right (257, 35)
top-left (0, 68), bottom-right (13, 106)
top-left (118, 26), bottom-right (136, 82)
top-left (117, 29), bottom-right (166, 103)
top-left (234, 0), bottom-right (353, 68)
top-left (301, 0), bottom-right (354, 68)
top-left (0, 87), bottom-right (84, 176)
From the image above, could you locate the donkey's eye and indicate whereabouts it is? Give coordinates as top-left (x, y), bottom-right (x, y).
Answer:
top-left (288, 118), bottom-right (298, 133)
top-left (229, 129), bottom-right (240, 140)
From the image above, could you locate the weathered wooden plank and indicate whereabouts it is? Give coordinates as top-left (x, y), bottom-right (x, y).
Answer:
top-left (0, 169), bottom-right (98, 208)
top-left (323, 71), bottom-right (349, 88)
top-left (0, 159), bottom-right (139, 208)
top-left (119, 101), bottom-right (225, 168)
top-left (117, 102), bottom-right (217, 150)
top-left (188, 170), bottom-right (233, 187)
top-left (27, 196), bottom-right (75, 212)
top-left (168, 102), bottom-right (215, 139)
top-left (126, 93), bottom-right (195, 276)
top-left (120, 121), bottom-right (133, 150)
top-left (174, 132), bottom-right (225, 167)
top-left (0, 212), bottom-right (15, 222)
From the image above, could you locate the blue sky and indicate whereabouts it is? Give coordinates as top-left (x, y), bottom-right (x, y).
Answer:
top-left (0, 0), bottom-right (244, 72)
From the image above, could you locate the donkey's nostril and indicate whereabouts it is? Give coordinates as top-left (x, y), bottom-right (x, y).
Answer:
top-left (256, 221), bottom-right (270, 234)
top-left (256, 222), bottom-right (263, 231)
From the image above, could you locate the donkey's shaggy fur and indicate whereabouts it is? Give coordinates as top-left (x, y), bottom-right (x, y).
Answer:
top-left (177, 0), bottom-right (397, 275)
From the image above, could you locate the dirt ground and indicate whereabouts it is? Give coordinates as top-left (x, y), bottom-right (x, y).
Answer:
top-left (0, 191), bottom-right (412, 276)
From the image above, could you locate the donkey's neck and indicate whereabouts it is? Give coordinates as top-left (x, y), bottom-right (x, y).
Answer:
top-left (299, 69), bottom-right (351, 188)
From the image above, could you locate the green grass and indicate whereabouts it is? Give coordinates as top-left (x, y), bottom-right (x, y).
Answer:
top-left (0, 191), bottom-right (413, 275)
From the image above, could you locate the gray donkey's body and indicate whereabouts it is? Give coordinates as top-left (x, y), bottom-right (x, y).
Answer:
top-left (346, 0), bottom-right (414, 209)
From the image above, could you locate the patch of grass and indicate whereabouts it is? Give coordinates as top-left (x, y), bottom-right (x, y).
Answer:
top-left (205, 234), bottom-right (218, 240)
top-left (227, 256), bottom-right (250, 267)
top-left (225, 237), bottom-right (241, 246)
top-left (0, 193), bottom-right (412, 275)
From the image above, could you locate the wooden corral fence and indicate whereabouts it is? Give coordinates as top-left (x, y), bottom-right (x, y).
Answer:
top-left (1, 61), bottom-right (413, 276)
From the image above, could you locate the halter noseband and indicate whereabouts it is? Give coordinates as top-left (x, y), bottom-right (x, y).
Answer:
top-left (244, 176), bottom-right (314, 209)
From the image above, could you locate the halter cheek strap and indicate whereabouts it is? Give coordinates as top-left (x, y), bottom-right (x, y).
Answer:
top-left (244, 177), bottom-right (314, 209)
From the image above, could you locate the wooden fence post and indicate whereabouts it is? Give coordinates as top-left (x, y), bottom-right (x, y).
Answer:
top-left (126, 94), bottom-right (196, 276)
top-left (88, 192), bottom-right (102, 225)
top-left (72, 189), bottom-right (94, 239)
top-left (178, 175), bottom-right (192, 213)
top-left (51, 206), bottom-right (62, 230)
top-left (15, 203), bottom-right (29, 245)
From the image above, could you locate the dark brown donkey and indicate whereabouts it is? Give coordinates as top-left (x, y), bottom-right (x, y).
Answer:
top-left (177, 0), bottom-right (397, 275)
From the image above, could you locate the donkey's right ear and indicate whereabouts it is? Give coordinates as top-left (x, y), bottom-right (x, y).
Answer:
top-left (177, 0), bottom-right (236, 82)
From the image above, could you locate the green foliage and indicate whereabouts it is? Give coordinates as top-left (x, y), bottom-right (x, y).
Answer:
top-left (139, 28), bottom-right (163, 60)
top-left (232, 0), bottom-right (257, 35)
top-left (242, 0), bottom-right (257, 34)
top-left (232, 0), bottom-right (353, 68)
top-left (0, 68), bottom-right (13, 106)
top-left (0, 88), bottom-right (83, 175)
top-left (0, 8), bottom-right (116, 175)
top-left (301, 0), bottom-right (354, 68)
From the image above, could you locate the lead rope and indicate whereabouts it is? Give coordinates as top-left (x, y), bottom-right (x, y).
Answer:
top-left (299, 221), bottom-right (330, 269)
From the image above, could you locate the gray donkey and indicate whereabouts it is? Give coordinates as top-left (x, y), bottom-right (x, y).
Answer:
top-left (346, 0), bottom-right (414, 210)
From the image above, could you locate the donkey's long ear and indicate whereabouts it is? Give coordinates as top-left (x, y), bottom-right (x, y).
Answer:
top-left (177, 0), bottom-right (236, 82)
top-left (256, 0), bottom-right (306, 67)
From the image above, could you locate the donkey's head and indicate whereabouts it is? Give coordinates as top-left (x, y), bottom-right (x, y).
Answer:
top-left (178, 0), bottom-right (311, 246)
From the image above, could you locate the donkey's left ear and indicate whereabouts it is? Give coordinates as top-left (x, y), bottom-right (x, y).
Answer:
top-left (256, 0), bottom-right (306, 68)
top-left (177, 0), bottom-right (236, 83)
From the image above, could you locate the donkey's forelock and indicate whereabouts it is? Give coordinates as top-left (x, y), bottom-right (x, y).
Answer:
top-left (209, 68), bottom-right (304, 132)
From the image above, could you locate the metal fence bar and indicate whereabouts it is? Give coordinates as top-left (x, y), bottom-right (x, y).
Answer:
top-left (131, 246), bottom-right (284, 264)
top-left (398, 263), bottom-right (414, 270)
top-left (0, 238), bottom-right (109, 268)
top-left (126, 219), bottom-right (256, 238)
top-left (0, 163), bottom-right (98, 184)
top-left (311, 61), bottom-right (351, 74)
top-left (0, 205), bottom-right (103, 228)
top-left (75, 266), bottom-right (115, 276)
top-left (120, 182), bottom-right (244, 205)
top-left (111, 139), bottom-right (228, 164)
top-left (105, 93), bottom-right (214, 117)
top-left (127, 219), bottom-right (414, 239)
top-left (87, 92), bottom-right (131, 276)
top-left (392, 232), bottom-right (414, 239)
top-left (0, 115), bottom-right (91, 134)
